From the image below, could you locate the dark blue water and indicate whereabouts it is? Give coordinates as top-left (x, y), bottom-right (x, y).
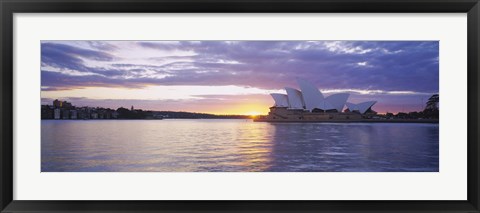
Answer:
top-left (41, 120), bottom-right (439, 172)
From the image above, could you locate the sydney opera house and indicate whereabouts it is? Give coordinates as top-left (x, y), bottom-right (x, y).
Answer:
top-left (255, 79), bottom-right (377, 122)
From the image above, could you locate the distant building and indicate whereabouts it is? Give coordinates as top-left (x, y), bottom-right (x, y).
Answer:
top-left (41, 105), bottom-right (54, 119)
top-left (62, 101), bottom-right (72, 109)
top-left (53, 99), bottom-right (73, 109)
top-left (54, 108), bottom-right (61, 119)
top-left (98, 111), bottom-right (105, 119)
top-left (104, 110), bottom-right (113, 119)
top-left (76, 107), bottom-right (87, 119)
top-left (70, 110), bottom-right (77, 119)
top-left (41, 100), bottom-right (154, 120)
top-left (61, 109), bottom-right (69, 119)
top-left (53, 99), bottom-right (61, 108)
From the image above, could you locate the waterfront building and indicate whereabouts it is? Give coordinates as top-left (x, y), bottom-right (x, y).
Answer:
top-left (62, 101), bottom-right (72, 109)
top-left (70, 110), bottom-right (78, 119)
top-left (54, 108), bottom-right (61, 119)
top-left (297, 78), bottom-right (331, 111)
top-left (345, 101), bottom-right (377, 114)
top-left (41, 105), bottom-right (54, 119)
top-left (256, 79), bottom-right (377, 122)
top-left (41, 100), bottom-right (159, 120)
top-left (98, 111), bottom-right (105, 119)
top-left (112, 111), bottom-right (119, 119)
top-left (61, 109), bottom-right (69, 119)
top-left (271, 79), bottom-right (376, 113)
top-left (77, 107), bottom-right (87, 119)
top-left (325, 93), bottom-right (350, 112)
top-left (53, 99), bottom-right (72, 109)
top-left (285, 87), bottom-right (304, 109)
top-left (270, 93), bottom-right (289, 107)
top-left (295, 79), bottom-right (352, 112)
top-left (53, 99), bottom-right (61, 108)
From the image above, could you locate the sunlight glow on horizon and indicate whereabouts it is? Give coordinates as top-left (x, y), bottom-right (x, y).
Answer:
top-left (42, 85), bottom-right (283, 100)
top-left (41, 84), bottom-right (429, 115)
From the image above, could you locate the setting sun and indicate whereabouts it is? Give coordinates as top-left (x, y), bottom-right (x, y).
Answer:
top-left (247, 111), bottom-right (261, 116)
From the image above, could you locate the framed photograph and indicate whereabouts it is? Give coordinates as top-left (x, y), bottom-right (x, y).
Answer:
top-left (1, 0), bottom-right (479, 212)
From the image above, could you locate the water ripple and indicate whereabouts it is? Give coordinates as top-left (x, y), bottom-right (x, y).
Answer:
top-left (42, 120), bottom-right (439, 172)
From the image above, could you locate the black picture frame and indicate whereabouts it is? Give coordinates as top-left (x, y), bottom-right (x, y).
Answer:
top-left (1, 0), bottom-right (479, 212)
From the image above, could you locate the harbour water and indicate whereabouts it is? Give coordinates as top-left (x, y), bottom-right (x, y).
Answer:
top-left (41, 119), bottom-right (439, 172)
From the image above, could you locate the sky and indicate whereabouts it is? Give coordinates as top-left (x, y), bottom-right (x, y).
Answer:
top-left (41, 41), bottom-right (439, 115)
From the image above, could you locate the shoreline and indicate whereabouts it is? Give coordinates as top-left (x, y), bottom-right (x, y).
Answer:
top-left (40, 117), bottom-right (251, 120)
top-left (253, 119), bottom-right (439, 123)
top-left (41, 118), bottom-right (439, 123)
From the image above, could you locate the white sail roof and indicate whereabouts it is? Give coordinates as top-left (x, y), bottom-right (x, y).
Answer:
top-left (270, 93), bottom-right (289, 107)
top-left (345, 102), bottom-right (357, 112)
top-left (325, 93), bottom-right (350, 112)
top-left (285, 87), bottom-right (305, 109)
top-left (297, 78), bottom-right (335, 111)
top-left (297, 78), bottom-right (323, 111)
top-left (269, 79), bottom-right (377, 113)
top-left (317, 100), bottom-right (335, 111)
top-left (346, 101), bottom-right (377, 114)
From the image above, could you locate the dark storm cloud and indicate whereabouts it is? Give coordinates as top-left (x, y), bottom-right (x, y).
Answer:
top-left (41, 41), bottom-right (439, 93)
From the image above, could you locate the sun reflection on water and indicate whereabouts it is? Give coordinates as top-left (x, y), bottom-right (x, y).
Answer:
top-left (42, 120), bottom-right (439, 172)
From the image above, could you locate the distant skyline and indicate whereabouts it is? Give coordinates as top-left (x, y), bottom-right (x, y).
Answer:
top-left (41, 41), bottom-right (439, 115)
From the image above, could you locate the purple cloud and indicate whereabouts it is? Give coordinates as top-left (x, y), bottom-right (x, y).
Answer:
top-left (41, 41), bottom-right (438, 93)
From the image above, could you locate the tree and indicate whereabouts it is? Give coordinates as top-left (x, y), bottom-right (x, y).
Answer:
top-left (423, 94), bottom-right (439, 119)
top-left (425, 94), bottom-right (439, 110)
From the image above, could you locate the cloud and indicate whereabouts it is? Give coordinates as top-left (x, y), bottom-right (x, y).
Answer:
top-left (42, 42), bottom-right (115, 62)
top-left (41, 41), bottom-right (439, 95)
top-left (323, 41), bottom-right (373, 54)
top-left (321, 88), bottom-right (431, 96)
top-left (86, 41), bottom-right (119, 51)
